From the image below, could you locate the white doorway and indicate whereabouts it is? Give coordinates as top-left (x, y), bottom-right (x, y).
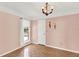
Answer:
top-left (38, 20), bottom-right (46, 45)
top-left (20, 19), bottom-right (31, 46)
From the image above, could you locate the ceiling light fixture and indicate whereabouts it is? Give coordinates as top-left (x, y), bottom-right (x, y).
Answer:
top-left (42, 2), bottom-right (54, 16)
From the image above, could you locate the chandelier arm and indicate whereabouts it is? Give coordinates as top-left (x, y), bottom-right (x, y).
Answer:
top-left (42, 9), bottom-right (53, 16)
top-left (46, 9), bottom-right (53, 15)
top-left (42, 9), bottom-right (45, 13)
top-left (49, 9), bottom-right (53, 14)
top-left (42, 9), bottom-right (48, 16)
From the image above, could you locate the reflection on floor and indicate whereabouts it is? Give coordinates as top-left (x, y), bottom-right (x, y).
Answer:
top-left (3, 44), bottom-right (79, 57)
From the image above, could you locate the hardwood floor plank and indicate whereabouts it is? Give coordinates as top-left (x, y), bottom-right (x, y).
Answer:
top-left (3, 44), bottom-right (79, 57)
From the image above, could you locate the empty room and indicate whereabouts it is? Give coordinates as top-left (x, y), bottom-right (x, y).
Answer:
top-left (0, 2), bottom-right (79, 57)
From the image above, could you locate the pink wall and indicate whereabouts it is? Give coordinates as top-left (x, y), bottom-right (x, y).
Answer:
top-left (0, 11), bottom-right (20, 55)
top-left (46, 13), bottom-right (79, 52)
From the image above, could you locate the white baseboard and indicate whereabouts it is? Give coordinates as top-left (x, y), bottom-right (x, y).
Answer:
top-left (45, 44), bottom-right (79, 54)
top-left (0, 42), bottom-right (32, 57)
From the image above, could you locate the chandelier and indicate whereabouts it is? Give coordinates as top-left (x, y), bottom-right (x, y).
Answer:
top-left (42, 2), bottom-right (53, 16)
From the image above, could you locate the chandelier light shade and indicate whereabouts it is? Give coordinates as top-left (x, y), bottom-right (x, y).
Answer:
top-left (42, 2), bottom-right (54, 16)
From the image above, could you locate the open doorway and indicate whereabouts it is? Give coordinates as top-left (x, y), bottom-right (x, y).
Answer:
top-left (20, 19), bottom-right (31, 46)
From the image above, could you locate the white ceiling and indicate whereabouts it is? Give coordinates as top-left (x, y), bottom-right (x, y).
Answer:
top-left (0, 2), bottom-right (79, 20)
